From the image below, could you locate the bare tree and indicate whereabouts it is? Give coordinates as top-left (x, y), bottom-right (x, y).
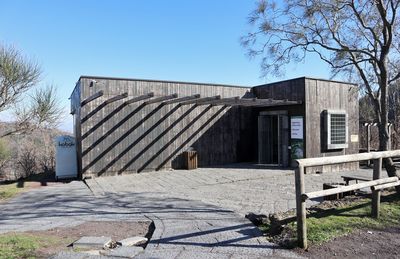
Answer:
top-left (388, 83), bottom-right (400, 148)
top-left (38, 148), bottom-right (55, 174)
top-left (17, 147), bottom-right (37, 178)
top-left (0, 45), bottom-right (63, 137)
top-left (0, 139), bottom-right (10, 178)
top-left (0, 45), bottom-right (41, 111)
top-left (242, 0), bottom-right (400, 182)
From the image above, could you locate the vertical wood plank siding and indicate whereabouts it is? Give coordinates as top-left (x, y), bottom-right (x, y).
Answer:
top-left (77, 77), bottom-right (252, 178)
top-left (304, 78), bottom-right (359, 173)
top-left (252, 78), bottom-right (306, 167)
top-left (70, 81), bottom-right (82, 178)
top-left (252, 77), bottom-right (359, 173)
top-left (71, 76), bottom-right (359, 178)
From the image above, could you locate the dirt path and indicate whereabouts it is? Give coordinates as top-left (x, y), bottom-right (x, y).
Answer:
top-left (296, 227), bottom-right (400, 259)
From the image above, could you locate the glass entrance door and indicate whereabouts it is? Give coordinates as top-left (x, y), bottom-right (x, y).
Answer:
top-left (258, 113), bottom-right (288, 166)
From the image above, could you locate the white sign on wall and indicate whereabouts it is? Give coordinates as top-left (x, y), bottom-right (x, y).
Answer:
top-left (351, 134), bottom-right (359, 143)
top-left (291, 116), bottom-right (303, 139)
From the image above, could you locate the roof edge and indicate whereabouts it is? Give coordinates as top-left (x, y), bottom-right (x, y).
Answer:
top-left (253, 76), bottom-right (358, 87)
top-left (79, 75), bottom-right (251, 89)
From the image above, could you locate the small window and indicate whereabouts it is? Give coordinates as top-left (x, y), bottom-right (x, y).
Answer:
top-left (324, 110), bottom-right (348, 149)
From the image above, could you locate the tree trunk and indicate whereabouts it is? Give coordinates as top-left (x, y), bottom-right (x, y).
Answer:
top-left (378, 68), bottom-right (400, 193)
top-left (379, 125), bottom-right (399, 185)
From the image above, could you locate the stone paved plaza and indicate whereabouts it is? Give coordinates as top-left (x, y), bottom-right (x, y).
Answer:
top-left (88, 165), bottom-right (373, 216)
top-left (0, 165), bottom-right (375, 258)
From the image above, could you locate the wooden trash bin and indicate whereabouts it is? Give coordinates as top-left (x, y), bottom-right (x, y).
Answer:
top-left (184, 151), bottom-right (198, 170)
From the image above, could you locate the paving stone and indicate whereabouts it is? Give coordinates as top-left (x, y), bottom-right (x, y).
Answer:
top-left (273, 248), bottom-right (308, 258)
top-left (117, 236), bottom-right (148, 247)
top-left (1, 166), bottom-right (373, 258)
top-left (73, 236), bottom-right (112, 249)
top-left (82, 250), bottom-right (101, 255)
top-left (176, 251), bottom-right (232, 259)
top-left (134, 248), bottom-right (182, 259)
top-left (51, 251), bottom-right (109, 259)
top-left (102, 246), bottom-right (144, 258)
top-left (230, 254), bottom-right (272, 259)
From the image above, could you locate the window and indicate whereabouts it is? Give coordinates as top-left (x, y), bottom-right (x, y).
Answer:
top-left (324, 110), bottom-right (348, 149)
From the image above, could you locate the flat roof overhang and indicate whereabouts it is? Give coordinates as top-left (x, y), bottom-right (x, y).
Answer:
top-left (80, 91), bottom-right (302, 108)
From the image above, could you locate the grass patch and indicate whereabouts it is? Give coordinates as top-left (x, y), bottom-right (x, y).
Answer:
top-left (0, 233), bottom-right (39, 259)
top-left (0, 172), bottom-right (58, 202)
top-left (303, 195), bottom-right (400, 244)
top-left (0, 183), bottom-right (22, 201)
top-left (263, 193), bottom-right (400, 247)
top-left (0, 233), bottom-right (66, 259)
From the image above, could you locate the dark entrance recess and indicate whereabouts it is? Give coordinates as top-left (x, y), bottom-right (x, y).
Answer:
top-left (258, 111), bottom-right (289, 166)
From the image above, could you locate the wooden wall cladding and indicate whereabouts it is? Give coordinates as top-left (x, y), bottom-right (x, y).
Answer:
top-left (304, 78), bottom-right (359, 173)
top-left (77, 77), bottom-right (253, 177)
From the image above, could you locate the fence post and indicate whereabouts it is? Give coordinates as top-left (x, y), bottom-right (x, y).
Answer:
top-left (372, 158), bottom-right (382, 218)
top-left (367, 124), bottom-right (371, 166)
top-left (295, 165), bottom-right (307, 248)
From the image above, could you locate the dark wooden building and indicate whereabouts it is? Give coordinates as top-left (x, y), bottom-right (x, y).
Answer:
top-left (254, 78), bottom-right (359, 173)
top-left (70, 76), bottom-right (359, 178)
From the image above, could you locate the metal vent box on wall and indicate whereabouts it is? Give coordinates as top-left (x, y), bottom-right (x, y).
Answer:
top-left (55, 135), bottom-right (78, 180)
top-left (324, 110), bottom-right (348, 150)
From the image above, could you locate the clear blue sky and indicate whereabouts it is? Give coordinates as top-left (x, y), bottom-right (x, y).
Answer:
top-left (0, 0), bottom-right (331, 132)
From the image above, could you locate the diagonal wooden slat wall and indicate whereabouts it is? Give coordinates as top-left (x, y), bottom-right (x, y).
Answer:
top-left (76, 77), bottom-right (253, 178)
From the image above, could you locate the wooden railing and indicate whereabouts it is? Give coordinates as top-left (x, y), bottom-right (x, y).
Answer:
top-left (295, 150), bottom-right (400, 249)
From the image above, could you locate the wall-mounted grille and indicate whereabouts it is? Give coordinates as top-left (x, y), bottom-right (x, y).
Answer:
top-left (324, 110), bottom-right (348, 149)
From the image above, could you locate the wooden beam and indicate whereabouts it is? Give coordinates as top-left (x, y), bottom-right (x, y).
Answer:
top-left (302, 177), bottom-right (399, 200)
top-left (296, 150), bottom-right (400, 167)
top-left (205, 96), bottom-right (240, 106)
top-left (162, 94), bottom-right (200, 105)
top-left (104, 92), bottom-right (128, 104)
top-left (372, 158), bottom-right (382, 218)
top-left (180, 95), bottom-right (221, 105)
top-left (226, 97), bottom-right (258, 106)
top-left (230, 98), bottom-right (258, 106)
top-left (235, 98), bottom-right (271, 106)
top-left (295, 166), bottom-right (307, 249)
top-left (125, 92), bottom-right (155, 105)
top-left (238, 99), bottom-right (301, 107)
top-left (144, 93), bottom-right (178, 105)
top-left (367, 124), bottom-right (371, 166)
top-left (253, 100), bottom-right (302, 107)
top-left (81, 93), bottom-right (128, 123)
top-left (81, 91), bottom-right (104, 106)
top-left (372, 181), bottom-right (400, 191)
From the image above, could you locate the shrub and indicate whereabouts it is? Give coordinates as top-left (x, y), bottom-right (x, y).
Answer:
top-left (0, 139), bottom-right (10, 178)
top-left (16, 148), bottom-right (37, 178)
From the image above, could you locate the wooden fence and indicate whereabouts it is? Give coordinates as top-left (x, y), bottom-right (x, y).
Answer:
top-left (295, 150), bottom-right (400, 249)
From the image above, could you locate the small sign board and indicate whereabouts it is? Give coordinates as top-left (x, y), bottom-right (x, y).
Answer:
top-left (351, 134), bottom-right (359, 143)
top-left (291, 116), bottom-right (304, 159)
top-left (291, 116), bottom-right (303, 139)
